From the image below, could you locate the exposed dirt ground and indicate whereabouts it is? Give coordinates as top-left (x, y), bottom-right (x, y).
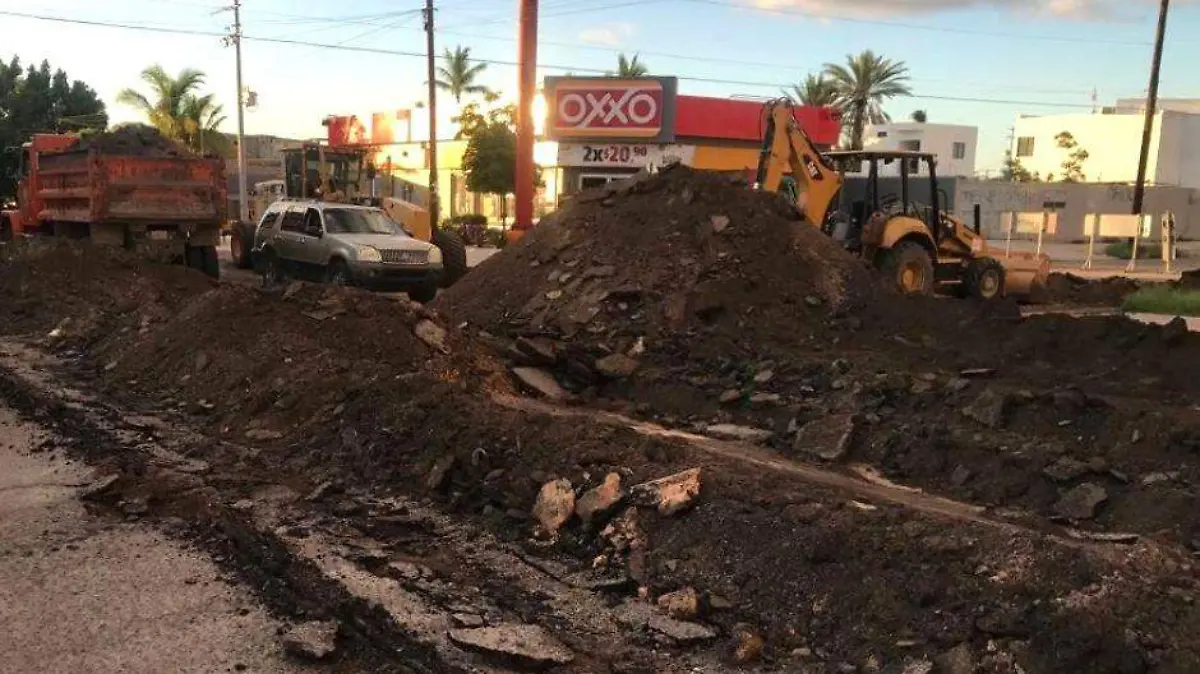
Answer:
top-left (1, 167), bottom-right (1199, 672)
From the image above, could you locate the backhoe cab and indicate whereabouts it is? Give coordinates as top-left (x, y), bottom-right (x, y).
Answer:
top-left (756, 99), bottom-right (1048, 299)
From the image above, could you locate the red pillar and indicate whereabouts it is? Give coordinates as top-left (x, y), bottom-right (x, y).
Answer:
top-left (512, 0), bottom-right (538, 237)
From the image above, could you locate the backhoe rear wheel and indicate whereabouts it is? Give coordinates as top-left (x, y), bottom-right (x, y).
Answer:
top-left (964, 257), bottom-right (1005, 301)
top-left (879, 241), bottom-right (935, 296)
top-left (431, 227), bottom-right (468, 288)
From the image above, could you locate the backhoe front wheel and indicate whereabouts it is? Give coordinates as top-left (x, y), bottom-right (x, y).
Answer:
top-left (879, 241), bottom-right (934, 296)
top-left (964, 257), bottom-right (1005, 301)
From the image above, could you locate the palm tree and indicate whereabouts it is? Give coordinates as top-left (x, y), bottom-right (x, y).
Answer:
top-left (823, 50), bottom-right (912, 150)
top-left (116, 65), bottom-right (206, 143)
top-left (613, 53), bottom-right (648, 77)
top-left (910, 109), bottom-right (927, 123)
top-left (435, 46), bottom-right (490, 104)
top-left (785, 74), bottom-right (838, 107)
top-left (181, 94), bottom-right (230, 156)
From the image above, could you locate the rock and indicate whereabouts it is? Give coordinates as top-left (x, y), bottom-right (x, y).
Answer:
top-left (1140, 471), bottom-right (1178, 486)
top-left (961, 388), bottom-right (1010, 428)
top-left (304, 480), bottom-right (335, 502)
top-left (949, 465), bottom-right (972, 487)
top-left (515, 337), bottom-right (559, 365)
top-left (1162, 316), bottom-right (1189, 345)
top-left (630, 468), bottom-right (702, 516)
top-left (616, 601), bottom-right (716, 645)
top-left (194, 351), bottom-right (210, 372)
top-left (753, 369), bottom-right (775, 384)
top-left (121, 498), bottom-right (149, 516)
top-left (1043, 456), bottom-right (1090, 482)
top-left (1054, 482), bottom-right (1108, 519)
top-left (681, 186), bottom-right (696, 204)
top-left (281, 621), bottom-right (338, 661)
top-left (545, 289), bottom-right (564, 300)
top-left (452, 613), bottom-right (486, 628)
top-left (576, 473), bottom-right (624, 526)
top-left (448, 625), bottom-right (573, 667)
top-left (706, 424), bottom-right (773, 443)
top-left (733, 625), bottom-right (765, 664)
top-left (533, 479), bottom-right (576, 534)
top-left (804, 295), bottom-right (823, 308)
top-left (594, 353), bottom-right (640, 379)
top-left (946, 377), bottom-right (971, 392)
top-left (511, 367), bottom-right (570, 401)
top-left (794, 414), bottom-right (855, 461)
top-left (389, 560), bottom-right (426, 580)
top-left (657, 587), bottom-right (701, 620)
top-left (719, 389), bottom-right (742, 405)
top-left (749, 392), bottom-right (781, 405)
top-left (244, 429), bottom-right (284, 441)
top-left (710, 214), bottom-right (731, 233)
top-left (582, 265), bottom-right (616, 279)
top-left (425, 454), bottom-right (457, 491)
top-left (79, 474), bottom-right (121, 501)
top-left (708, 594), bottom-right (733, 611)
top-left (900, 659), bottom-right (934, 674)
top-left (934, 643), bottom-right (975, 674)
top-left (959, 368), bottom-right (995, 378)
top-left (414, 319), bottom-right (449, 353)
top-left (1132, 429), bottom-right (1142, 444)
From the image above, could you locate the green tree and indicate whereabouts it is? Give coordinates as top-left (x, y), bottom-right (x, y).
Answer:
top-left (455, 102), bottom-right (539, 224)
top-left (0, 57), bottom-right (107, 198)
top-left (435, 46), bottom-right (490, 104)
top-left (1055, 131), bottom-right (1089, 182)
top-left (785, 74), bottom-right (838, 107)
top-left (180, 93), bottom-right (230, 156)
top-left (823, 50), bottom-right (912, 150)
top-left (1000, 150), bottom-right (1036, 182)
top-left (116, 65), bottom-right (206, 144)
top-left (910, 109), bottom-right (927, 123)
top-left (611, 53), bottom-right (648, 77)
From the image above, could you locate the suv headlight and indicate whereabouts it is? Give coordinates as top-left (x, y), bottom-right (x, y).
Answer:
top-left (356, 245), bottom-right (382, 262)
top-left (427, 247), bottom-right (443, 264)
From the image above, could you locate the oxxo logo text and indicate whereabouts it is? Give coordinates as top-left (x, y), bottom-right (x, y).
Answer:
top-left (553, 84), bottom-right (664, 137)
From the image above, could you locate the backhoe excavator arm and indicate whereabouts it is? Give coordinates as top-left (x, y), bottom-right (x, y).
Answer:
top-left (755, 99), bottom-right (843, 227)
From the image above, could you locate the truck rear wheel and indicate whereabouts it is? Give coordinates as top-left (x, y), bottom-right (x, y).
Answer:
top-left (200, 245), bottom-right (220, 280)
top-left (230, 222), bottom-right (255, 269)
top-left (431, 227), bottom-right (468, 287)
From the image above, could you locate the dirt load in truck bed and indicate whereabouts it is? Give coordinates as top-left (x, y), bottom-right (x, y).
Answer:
top-left (438, 165), bottom-right (1200, 542)
top-left (74, 123), bottom-right (194, 157)
top-left (1, 238), bottom-right (1199, 670)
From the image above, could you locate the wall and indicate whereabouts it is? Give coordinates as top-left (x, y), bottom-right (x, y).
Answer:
top-left (1010, 113), bottom-right (1161, 185)
top-left (862, 123), bottom-right (978, 177)
top-left (953, 180), bottom-right (1199, 241)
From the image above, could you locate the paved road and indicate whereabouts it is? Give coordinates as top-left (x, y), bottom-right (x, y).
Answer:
top-left (0, 407), bottom-right (306, 674)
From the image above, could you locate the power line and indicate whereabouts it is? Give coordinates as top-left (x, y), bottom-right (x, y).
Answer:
top-left (0, 9), bottom-right (1096, 110)
top-left (680, 0), bottom-right (1165, 46)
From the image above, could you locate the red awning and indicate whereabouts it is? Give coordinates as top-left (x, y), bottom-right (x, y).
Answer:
top-left (675, 95), bottom-right (840, 147)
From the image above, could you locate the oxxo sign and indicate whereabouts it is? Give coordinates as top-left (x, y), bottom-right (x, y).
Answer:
top-left (544, 76), bottom-right (678, 143)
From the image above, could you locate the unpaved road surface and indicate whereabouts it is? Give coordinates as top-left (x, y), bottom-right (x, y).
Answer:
top-left (0, 407), bottom-right (306, 674)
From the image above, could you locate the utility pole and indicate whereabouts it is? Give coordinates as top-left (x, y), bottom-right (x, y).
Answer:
top-left (1133, 0), bottom-right (1169, 216)
top-left (513, 0), bottom-right (538, 238)
top-left (424, 0), bottom-right (439, 229)
top-left (223, 0), bottom-right (249, 223)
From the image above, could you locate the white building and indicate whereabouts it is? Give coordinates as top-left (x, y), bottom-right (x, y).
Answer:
top-left (1010, 108), bottom-right (1200, 189)
top-left (861, 122), bottom-right (978, 177)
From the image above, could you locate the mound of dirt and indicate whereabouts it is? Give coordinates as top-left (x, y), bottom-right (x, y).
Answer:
top-left (75, 124), bottom-right (193, 158)
top-left (1030, 272), bottom-right (1142, 306)
top-left (2, 244), bottom-right (1199, 671)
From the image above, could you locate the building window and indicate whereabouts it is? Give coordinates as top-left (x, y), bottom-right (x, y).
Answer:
top-left (1016, 137), bottom-right (1035, 157)
top-left (876, 131), bottom-right (889, 138)
top-left (899, 140), bottom-right (921, 152)
top-left (953, 142), bottom-right (967, 160)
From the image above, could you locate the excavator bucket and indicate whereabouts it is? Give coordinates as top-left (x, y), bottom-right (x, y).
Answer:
top-left (999, 251), bottom-right (1051, 297)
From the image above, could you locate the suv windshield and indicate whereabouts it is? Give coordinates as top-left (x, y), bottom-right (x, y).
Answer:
top-left (323, 208), bottom-right (404, 236)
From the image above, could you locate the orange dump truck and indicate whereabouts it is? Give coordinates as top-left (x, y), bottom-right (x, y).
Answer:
top-left (1, 132), bottom-right (227, 278)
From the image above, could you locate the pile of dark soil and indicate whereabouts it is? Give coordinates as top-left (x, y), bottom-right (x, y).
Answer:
top-left (76, 123), bottom-right (192, 158)
top-left (438, 167), bottom-right (1200, 542)
top-left (1030, 272), bottom-right (1142, 306)
top-left (2, 243), bottom-right (1199, 672)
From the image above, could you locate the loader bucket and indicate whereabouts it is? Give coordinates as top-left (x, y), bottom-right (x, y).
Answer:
top-left (1000, 251), bottom-right (1051, 297)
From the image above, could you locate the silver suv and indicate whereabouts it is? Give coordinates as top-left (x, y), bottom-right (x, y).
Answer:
top-left (253, 200), bottom-right (444, 302)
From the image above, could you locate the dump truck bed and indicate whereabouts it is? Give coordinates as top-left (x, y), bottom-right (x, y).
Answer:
top-left (36, 150), bottom-right (227, 225)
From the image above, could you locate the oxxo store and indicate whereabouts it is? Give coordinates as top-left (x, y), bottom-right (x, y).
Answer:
top-left (545, 76), bottom-right (840, 193)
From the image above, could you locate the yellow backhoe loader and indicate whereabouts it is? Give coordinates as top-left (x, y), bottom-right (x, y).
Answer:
top-left (756, 99), bottom-right (1049, 299)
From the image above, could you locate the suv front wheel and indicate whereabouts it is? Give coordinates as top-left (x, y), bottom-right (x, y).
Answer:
top-left (408, 283), bottom-right (437, 304)
top-left (326, 259), bottom-right (352, 286)
top-left (260, 248), bottom-right (285, 286)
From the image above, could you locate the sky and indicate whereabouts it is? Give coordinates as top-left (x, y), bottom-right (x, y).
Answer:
top-left (2, 0), bottom-right (1197, 172)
